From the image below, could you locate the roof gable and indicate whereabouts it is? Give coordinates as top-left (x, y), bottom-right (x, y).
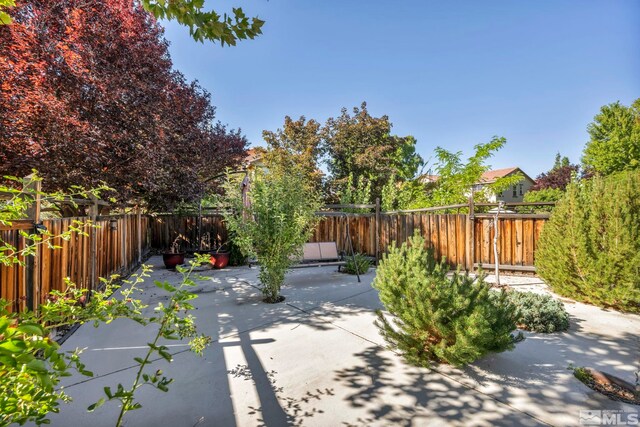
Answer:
top-left (479, 167), bottom-right (535, 184)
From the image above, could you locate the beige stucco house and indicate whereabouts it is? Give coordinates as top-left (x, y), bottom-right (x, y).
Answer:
top-left (473, 167), bottom-right (535, 202)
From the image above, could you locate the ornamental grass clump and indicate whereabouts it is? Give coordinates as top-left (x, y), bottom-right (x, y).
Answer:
top-left (342, 253), bottom-right (371, 275)
top-left (373, 233), bottom-right (522, 367)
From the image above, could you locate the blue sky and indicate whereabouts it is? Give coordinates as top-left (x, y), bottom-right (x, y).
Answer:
top-left (162, 0), bottom-right (640, 177)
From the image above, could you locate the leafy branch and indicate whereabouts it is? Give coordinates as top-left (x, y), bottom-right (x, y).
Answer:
top-left (90, 255), bottom-right (212, 426)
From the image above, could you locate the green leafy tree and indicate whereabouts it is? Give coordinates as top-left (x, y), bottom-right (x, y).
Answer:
top-left (380, 174), bottom-right (399, 211)
top-left (339, 173), bottom-right (372, 213)
top-left (521, 188), bottom-right (564, 213)
top-left (262, 116), bottom-right (323, 189)
top-left (221, 153), bottom-right (322, 303)
top-left (582, 98), bottom-right (640, 176)
top-left (553, 152), bottom-right (571, 170)
top-left (373, 233), bottom-right (522, 367)
top-left (535, 170), bottom-right (640, 313)
top-left (427, 137), bottom-right (520, 207)
top-left (381, 175), bottom-right (432, 211)
top-left (391, 135), bottom-right (424, 181)
top-left (322, 102), bottom-right (422, 200)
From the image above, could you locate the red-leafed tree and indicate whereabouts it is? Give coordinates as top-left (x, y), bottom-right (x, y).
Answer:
top-left (531, 153), bottom-right (579, 191)
top-left (0, 0), bottom-right (246, 210)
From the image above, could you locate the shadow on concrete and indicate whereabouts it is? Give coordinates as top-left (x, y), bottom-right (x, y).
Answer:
top-left (334, 345), bottom-right (547, 426)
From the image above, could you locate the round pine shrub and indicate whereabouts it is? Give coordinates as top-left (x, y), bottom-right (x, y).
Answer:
top-left (342, 253), bottom-right (371, 275)
top-left (535, 171), bottom-right (640, 313)
top-left (373, 233), bottom-right (523, 367)
top-left (504, 291), bottom-right (569, 333)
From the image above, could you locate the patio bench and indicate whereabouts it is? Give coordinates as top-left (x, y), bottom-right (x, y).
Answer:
top-left (248, 242), bottom-right (346, 271)
top-left (290, 242), bottom-right (347, 270)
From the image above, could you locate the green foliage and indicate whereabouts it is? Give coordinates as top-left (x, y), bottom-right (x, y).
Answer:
top-left (0, 260), bottom-right (211, 427)
top-left (503, 291), bottom-right (569, 333)
top-left (572, 366), bottom-right (593, 384)
top-left (0, 174), bottom-right (210, 426)
top-left (523, 188), bottom-right (564, 203)
top-left (535, 171), bottom-right (640, 313)
top-left (339, 173), bottom-right (372, 213)
top-left (553, 152), bottom-right (571, 170)
top-left (262, 116), bottom-right (323, 190)
top-left (0, 274), bottom-right (146, 426)
top-left (381, 174), bottom-right (398, 211)
top-left (0, 0), bottom-right (14, 24)
top-left (323, 102), bottom-right (422, 200)
top-left (226, 234), bottom-right (247, 266)
top-left (520, 188), bottom-right (564, 213)
top-left (342, 253), bottom-right (371, 275)
top-left (415, 136), bottom-right (520, 209)
top-left (381, 175), bottom-right (433, 211)
top-left (0, 174), bottom-right (109, 267)
top-left (221, 153), bottom-right (322, 302)
top-left (373, 233), bottom-right (522, 367)
top-left (141, 0), bottom-right (264, 46)
top-left (391, 135), bottom-right (424, 181)
top-left (582, 98), bottom-right (640, 175)
top-left (98, 256), bottom-right (212, 427)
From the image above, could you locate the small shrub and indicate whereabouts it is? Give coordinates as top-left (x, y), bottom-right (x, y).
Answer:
top-left (504, 291), bottom-right (569, 333)
top-left (342, 253), bottom-right (371, 275)
top-left (535, 171), bottom-right (640, 313)
top-left (373, 233), bottom-right (523, 367)
top-left (221, 153), bottom-right (322, 303)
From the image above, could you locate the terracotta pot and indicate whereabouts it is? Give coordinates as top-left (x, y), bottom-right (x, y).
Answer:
top-left (163, 253), bottom-right (185, 269)
top-left (209, 252), bottom-right (230, 269)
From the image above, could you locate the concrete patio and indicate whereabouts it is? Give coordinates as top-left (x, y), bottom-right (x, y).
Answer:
top-left (48, 256), bottom-right (640, 427)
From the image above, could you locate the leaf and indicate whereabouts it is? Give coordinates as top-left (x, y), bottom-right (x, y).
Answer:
top-left (158, 349), bottom-right (173, 362)
top-left (17, 322), bottom-right (45, 337)
top-left (0, 339), bottom-right (27, 353)
top-left (0, 317), bottom-right (10, 334)
top-left (88, 398), bottom-right (105, 412)
top-left (25, 358), bottom-right (48, 373)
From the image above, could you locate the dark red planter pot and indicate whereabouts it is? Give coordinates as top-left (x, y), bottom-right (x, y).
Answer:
top-left (163, 253), bottom-right (185, 269)
top-left (209, 252), bottom-right (230, 269)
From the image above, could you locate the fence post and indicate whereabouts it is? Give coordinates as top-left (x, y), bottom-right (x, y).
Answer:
top-left (88, 196), bottom-right (98, 292)
top-left (375, 197), bottom-right (380, 265)
top-left (197, 201), bottom-right (202, 251)
top-left (23, 174), bottom-right (41, 311)
top-left (136, 205), bottom-right (142, 264)
top-left (466, 195), bottom-right (475, 271)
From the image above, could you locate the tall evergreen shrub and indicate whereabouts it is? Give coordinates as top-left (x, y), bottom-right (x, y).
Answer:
top-left (373, 233), bottom-right (522, 367)
top-left (535, 171), bottom-right (640, 312)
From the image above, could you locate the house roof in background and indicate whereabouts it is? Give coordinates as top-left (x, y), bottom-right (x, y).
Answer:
top-left (479, 167), bottom-right (535, 184)
top-left (245, 148), bottom-right (263, 166)
top-left (417, 174), bottom-right (440, 183)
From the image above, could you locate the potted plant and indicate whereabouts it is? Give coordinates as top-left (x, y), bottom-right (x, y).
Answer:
top-left (209, 244), bottom-right (230, 269)
top-left (163, 236), bottom-right (186, 269)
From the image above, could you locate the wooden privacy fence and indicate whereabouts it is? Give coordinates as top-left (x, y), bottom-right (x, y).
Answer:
top-left (1, 214), bottom-right (149, 312)
top-left (312, 213), bottom-right (546, 272)
top-left (153, 207), bottom-right (549, 273)
top-left (148, 214), bottom-right (227, 250)
top-left (1, 199), bottom-right (551, 312)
